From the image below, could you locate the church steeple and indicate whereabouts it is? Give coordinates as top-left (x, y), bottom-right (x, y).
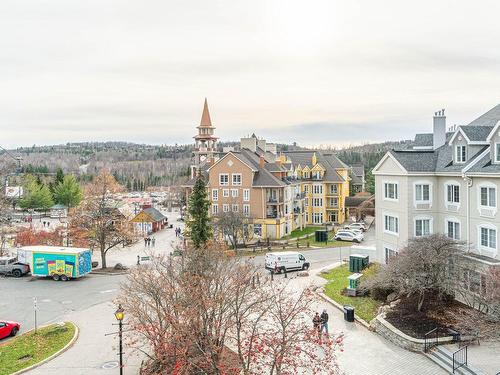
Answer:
top-left (191, 98), bottom-right (219, 178)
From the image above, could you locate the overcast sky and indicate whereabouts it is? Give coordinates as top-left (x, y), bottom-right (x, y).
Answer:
top-left (1, 0), bottom-right (500, 149)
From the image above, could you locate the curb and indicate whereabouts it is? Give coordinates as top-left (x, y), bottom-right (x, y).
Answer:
top-left (90, 270), bottom-right (129, 276)
top-left (10, 322), bottom-right (79, 375)
top-left (317, 291), bottom-right (373, 331)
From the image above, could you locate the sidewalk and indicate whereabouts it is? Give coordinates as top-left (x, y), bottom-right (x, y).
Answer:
top-left (274, 264), bottom-right (448, 375)
top-left (27, 301), bottom-right (144, 375)
top-left (93, 210), bottom-right (185, 269)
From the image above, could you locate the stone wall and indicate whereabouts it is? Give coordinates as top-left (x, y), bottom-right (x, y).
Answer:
top-left (372, 313), bottom-right (454, 352)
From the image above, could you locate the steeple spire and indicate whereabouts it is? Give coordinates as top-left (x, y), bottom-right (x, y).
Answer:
top-left (200, 98), bottom-right (212, 127)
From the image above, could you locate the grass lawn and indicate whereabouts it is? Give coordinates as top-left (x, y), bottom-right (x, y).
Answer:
top-left (281, 226), bottom-right (322, 240)
top-left (321, 264), bottom-right (382, 322)
top-left (0, 322), bottom-right (76, 375)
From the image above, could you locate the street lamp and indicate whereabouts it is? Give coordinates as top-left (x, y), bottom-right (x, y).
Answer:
top-left (114, 305), bottom-right (125, 375)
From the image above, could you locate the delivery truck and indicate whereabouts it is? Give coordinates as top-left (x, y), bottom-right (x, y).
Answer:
top-left (17, 246), bottom-right (92, 281)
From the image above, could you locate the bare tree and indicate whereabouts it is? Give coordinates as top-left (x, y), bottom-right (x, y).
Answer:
top-left (120, 243), bottom-right (342, 375)
top-left (71, 169), bottom-right (134, 268)
top-left (214, 208), bottom-right (251, 250)
top-left (367, 234), bottom-right (464, 311)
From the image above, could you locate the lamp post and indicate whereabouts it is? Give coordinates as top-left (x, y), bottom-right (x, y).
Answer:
top-left (114, 305), bottom-right (125, 375)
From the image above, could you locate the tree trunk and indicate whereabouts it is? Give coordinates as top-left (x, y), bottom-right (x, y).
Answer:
top-left (417, 291), bottom-right (425, 312)
top-left (101, 248), bottom-right (107, 269)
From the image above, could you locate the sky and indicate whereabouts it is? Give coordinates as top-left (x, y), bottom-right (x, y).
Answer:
top-left (1, 0), bottom-right (500, 149)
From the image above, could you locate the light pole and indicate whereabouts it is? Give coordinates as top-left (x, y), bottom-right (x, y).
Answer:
top-left (114, 305), bottom-right (125, 375)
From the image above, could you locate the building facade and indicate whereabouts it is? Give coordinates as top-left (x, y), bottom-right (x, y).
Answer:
top-left (373, 105), bottom-right (500, 272)
top-left (183, 100), bottom-right (351, 240)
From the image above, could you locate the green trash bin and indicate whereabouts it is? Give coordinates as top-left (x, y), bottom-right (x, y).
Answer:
top-left (349, 254), bottom-right (369, 273)
top-left (315, 230), bottom-right (327, 242)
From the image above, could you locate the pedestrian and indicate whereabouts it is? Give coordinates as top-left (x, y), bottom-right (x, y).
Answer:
top-left (147, 238), bottom-right (151, 247)
top-left (42, 221), bottom-right (46, 228)
top-left (137, 255), bottom-right (140, 265)
top-left (274, 261), bottom-right (278, 275)
top-left (320, 309), bottom-right (329, 335)
top-left (152, 238), bottom-right (156, 247)
top-left (144, 237), bottom-right (147, 247)
top-left (313, 312), bottom-right (321, 335)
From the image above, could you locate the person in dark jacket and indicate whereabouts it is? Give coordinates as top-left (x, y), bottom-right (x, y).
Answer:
top-left (320, 309), bottom-right (329, 335)
top-left (313, 312), bottom-right (321, 335)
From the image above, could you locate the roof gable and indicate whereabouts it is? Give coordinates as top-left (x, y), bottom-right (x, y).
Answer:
top-left (372, 152), bottom-right (408, 174)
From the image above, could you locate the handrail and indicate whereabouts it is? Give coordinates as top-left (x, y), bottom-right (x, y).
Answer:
top-left (452, 345), bottom-right (467, 373)
top-left (424, 327), bottom-right (439, 353)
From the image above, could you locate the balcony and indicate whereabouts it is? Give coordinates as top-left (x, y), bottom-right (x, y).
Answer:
top-left (266, 197), bottom-right (282, 204)
top-left (294, 192), bottom-right (306, 200)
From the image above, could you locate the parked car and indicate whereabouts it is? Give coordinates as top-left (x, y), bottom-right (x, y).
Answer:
top-left (0, 256), bottom-right (30, 278)
top-left (341, 228), bottom-right (364, 239)
top-left (265, 251), bottom-right (310, 273)
top-left (345, 222), bottom-right (367, 232)
top-left (0, 320), bottom-right (20, 340)
top-left (334, 230), bottom-right (363, 243)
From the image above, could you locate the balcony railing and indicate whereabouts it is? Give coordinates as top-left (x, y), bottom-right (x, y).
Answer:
top-left (294, 193), bottom-right (306, 200)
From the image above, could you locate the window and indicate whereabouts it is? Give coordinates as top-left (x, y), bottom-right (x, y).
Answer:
top-left (313, 184), bottom-right (323, 194)
top-left (222, 204), bottom-right (229, 212)
top-left (305, 212), bottom-right (309, 222)
top-left (480, 226), bottom-right (496, 250)
top-left (313, 198), bottom-right (323, 207)
top-left (219, 174), bottom-right (229, 186)
top-left (223, 189), bottom-right (229, 197)
top-left (384, 182), bottom-right (398, 200)
top-left (232, 173), bottom-right (242, 186)
top-left (480, 186), bottom-right (496, 208)
top-left (232, 204), bottom-right (239, 212)
top-left (212, 189), bottom-right (218, 201)
top-left (313, 171), bottom-right (321, 179)
top-left (253, 224), bottom-right (262, 236)
top-left (384, 247), bottom-right (398, 264)
top-left (304, 185), bottom-right (309, 193)
top-left (303, 172), bottom-right (310, 179)
top-left (415, 184), bottom-right (430, 202)
top-left (446, 220), bottom-right (460, 240)
top-left (243, 204), bottom-right (250, 216)
top-left (305, 198), bottom-right (309, 207)
top-left (384, 214), bottom-right (399, 234)
top-left (446, 184), bottom-right (460, 204)
top-left (415, 218), bottom-right (431, 237)
top-left (496, 143), bottom-right (500, 163)
top-left (243, 189), bottom-right (250, 202)
top-left (212, 204), bottom-right (218, 215)
top-left (330, 185), bottom-right (338, 194)
top-left (231, 189), bottom-right (239, 198)
top-left (456, 145), bottom-right (466, 163)
top-left (313, 212), bottom-right (323, 224)
top-left (330, 197), bottom-right (338, 207)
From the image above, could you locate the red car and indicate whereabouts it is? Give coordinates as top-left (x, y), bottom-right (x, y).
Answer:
top-left (0, 320), bottom-right (20, 339)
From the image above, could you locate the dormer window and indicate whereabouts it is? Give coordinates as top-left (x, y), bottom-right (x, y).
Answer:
top-left (495, 143), bottom-right (500, 163)
top-left (456, 145), bottom-right (466, 163)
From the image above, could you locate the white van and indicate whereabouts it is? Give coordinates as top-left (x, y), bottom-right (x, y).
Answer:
top-left (265, 252), bottom-right (310, 273)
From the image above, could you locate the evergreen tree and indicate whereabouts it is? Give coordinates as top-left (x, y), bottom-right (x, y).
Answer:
top-left (188, 176), bottom-right (212, 248)
top-left (55, 168), bottom-right (65, 185)
top-left (19, 180), bottom-right (54, 210)
top-left (53, 175), bottom-right (83, 208)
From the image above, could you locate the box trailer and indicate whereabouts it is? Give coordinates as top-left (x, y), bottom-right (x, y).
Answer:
top-left (18, 246), bottom-right (92, 281)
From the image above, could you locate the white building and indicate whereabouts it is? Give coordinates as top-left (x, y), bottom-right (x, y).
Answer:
top-left (373, 105), bottom-right (500, 275)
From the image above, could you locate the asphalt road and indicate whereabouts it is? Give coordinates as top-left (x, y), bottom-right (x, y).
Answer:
top-left (0, 227), bottom-right (375, 335)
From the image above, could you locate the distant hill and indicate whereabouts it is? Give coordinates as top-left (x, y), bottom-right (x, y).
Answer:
top-left (0, 139), bottom-right (412, 192)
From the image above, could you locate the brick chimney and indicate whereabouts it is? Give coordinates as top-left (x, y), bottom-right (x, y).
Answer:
top-left (259, 156), bottom-right (265, 168)
top-left (433, 109), bottom-right (446, 150)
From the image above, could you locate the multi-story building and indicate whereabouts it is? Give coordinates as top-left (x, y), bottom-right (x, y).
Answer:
top-left (373, 105), bottom-right (500, 274)
top-left (183, 100), bottom-right (351, 240)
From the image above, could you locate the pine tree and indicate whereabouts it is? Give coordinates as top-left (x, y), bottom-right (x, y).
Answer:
top-left (53, 175), bottom-right (83, 208)
top-left (55, 168), bottom-right (65, 185)
top-left (188, 175), bottom-right (212, 248)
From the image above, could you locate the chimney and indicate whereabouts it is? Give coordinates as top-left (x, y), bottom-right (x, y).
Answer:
top-left (433, 109), bottom-right (446, 150)
top-left (259, 156), bottom-right (265, 168)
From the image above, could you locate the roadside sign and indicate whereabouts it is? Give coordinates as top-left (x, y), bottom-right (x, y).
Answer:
top-left (33, 297), bottom-right (38, 311)
top-left (140, 256), bottom-right (150, 261)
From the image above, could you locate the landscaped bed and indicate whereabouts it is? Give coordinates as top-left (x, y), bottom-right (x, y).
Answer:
top-left (321, 264), bottom-right (382, 322)
top-left (0, 322), bottom-right (76, 375)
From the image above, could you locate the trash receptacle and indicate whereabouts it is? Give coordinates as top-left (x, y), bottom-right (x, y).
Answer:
top-left (344, 305), bottom-right (355, 322)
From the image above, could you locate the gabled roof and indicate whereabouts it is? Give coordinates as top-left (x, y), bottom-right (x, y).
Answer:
top-left (284, 151), bottom-right (347, 183)
top-left (467, 104), bottom-right (500, 127)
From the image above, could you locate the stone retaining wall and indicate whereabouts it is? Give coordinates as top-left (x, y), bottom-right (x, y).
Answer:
top-left (372, 314), bottom-right (454, 352)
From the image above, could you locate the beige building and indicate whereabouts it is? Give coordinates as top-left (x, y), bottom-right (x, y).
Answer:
top-left (184, 100), bottom-right (351, 240)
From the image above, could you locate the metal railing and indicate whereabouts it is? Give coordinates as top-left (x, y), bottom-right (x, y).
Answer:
top-left (452, 346), bottom-right (467, 373)
top-left (424, 327), bottom-right (439, 353)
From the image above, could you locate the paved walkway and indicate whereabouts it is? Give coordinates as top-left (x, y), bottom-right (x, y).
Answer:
top-left (28, 301), bottom-right (143, 375)
top-left (93, 209), bottom-right (185, 268)
top-left (278, 265), bottom-right (448, 375)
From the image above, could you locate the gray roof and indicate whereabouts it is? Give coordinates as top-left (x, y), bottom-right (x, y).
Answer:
top-left (351, 166), bottom-right (364, 177)
top-left (460, 125), bottom-right (493, 142)
top-left (389, 150), bottom-right (438, 172)
top-left (284, 151), bottom-right (346, 183)
top-left (413, 132), bottom-right (453, 148)
top-left (142, 207), bottom-right (166, 222)
top-left (467, 104), bottom-right (500, 127)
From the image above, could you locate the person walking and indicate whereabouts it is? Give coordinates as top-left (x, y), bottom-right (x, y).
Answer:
top-left (152, 237), bottom-right (156, 247)
top-left (320, 309), bottom-right (329, 335)
top-left (144, 237), bottom-right (147, 247)
top-left (313, 312), bottom-right (321, 336)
